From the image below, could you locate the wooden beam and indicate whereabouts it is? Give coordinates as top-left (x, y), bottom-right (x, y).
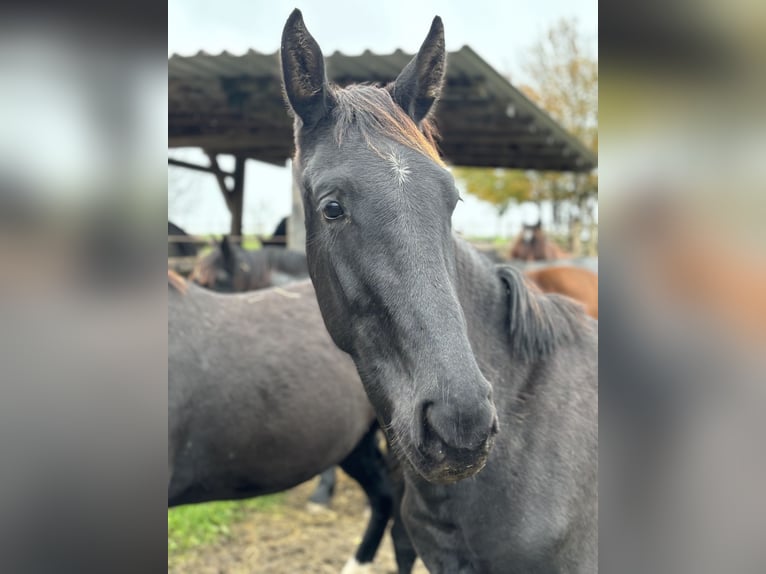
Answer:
top-left (448, 157), bottom-right (594, 172)
top-left (168, 157), bottom-right (234, 177)
top-left (229, 156), bottom-right (246, 239)
top-left (169, 132), bottom-right (293, 151)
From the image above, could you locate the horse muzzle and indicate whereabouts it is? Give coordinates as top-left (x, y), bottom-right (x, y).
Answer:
top-left (412, 397), bottom-right (499, 483)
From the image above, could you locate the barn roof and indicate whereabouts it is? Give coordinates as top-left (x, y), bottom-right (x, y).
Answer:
top-left (169, 46), bottom-right (596, 172)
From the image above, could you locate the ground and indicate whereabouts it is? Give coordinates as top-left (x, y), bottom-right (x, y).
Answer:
top-left (169, 470), bottom-right (429, 574)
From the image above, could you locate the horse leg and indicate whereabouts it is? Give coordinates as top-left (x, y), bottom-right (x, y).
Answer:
top-left (308, 466), bottom-right (337, 507)
top-left (390, 506), bottom-right (417, 574)
top-left (386, 448), bottom-right (417, 574)
top-left (339, 424), bottom-right (394, 574)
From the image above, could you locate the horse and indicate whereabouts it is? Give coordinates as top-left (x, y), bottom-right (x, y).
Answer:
top-left (261, 216), bottom-right (288, 247)
top-left (168, 221), bottom-right (199, 259)
top-left (168, 270), bottom-right (401, 573)
top-left (525, 266), bottom-right (599, 319)
top-left (516, 256), bottom-right (599, 275)
top-left (281, 10), bottom-right (598, 573)
top-left (189, 235), bottom-right (338, 507)
top-left (190, 235), bottom-right (309, 292)
top-left (510, 221), bottom-right (571, 261)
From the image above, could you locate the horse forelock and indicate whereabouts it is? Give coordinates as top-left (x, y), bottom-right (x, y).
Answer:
top-left (331, 84), bottom-right (445, 167)
top-left (497, 265), bottom-right (588, 360)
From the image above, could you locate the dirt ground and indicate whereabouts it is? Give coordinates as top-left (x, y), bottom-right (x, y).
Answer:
top-left (170, 471), bottom-right (429, 574)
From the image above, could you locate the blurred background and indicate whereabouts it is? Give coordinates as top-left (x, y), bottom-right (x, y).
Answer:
top-left (0, 0), bottom-right (764, 572)
top-left (168, 0), bottom-right (597, 261)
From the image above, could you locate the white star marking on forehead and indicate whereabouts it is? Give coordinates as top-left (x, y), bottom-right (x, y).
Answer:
top-left (386, 151), bottom-right (411, 188)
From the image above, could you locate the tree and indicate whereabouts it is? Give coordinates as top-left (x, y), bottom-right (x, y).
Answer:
top-left (453, 167), bottom-right (534, 236)
top-left (454, 167), bottom-right (533, 215)
top-left (522, 18), bottom-right (598, 254)
top-left (454, 18), bottom-right (598, 253)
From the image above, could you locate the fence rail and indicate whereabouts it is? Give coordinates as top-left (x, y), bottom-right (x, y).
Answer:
top-left (168, 256), bottom-right (198, 275)
top-left (167, 235), bottom-right (287, 245)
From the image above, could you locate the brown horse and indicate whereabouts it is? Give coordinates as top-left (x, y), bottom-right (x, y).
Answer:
top-left (525, 266), bottom-right (599, 319)
top-left (510, 222), bottom-right (571, 261)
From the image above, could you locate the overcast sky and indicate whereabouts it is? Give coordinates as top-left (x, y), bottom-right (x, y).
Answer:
top-left (168, 0), bottom-right (597, 237)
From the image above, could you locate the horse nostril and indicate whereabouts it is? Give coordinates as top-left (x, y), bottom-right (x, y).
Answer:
top-left (422, 399), bottom-right (496, 452)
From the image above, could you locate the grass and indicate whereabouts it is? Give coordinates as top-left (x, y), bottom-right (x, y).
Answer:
top-left (241, 237), bottom-right (263, 250)
top-left (168, 494), bottom-right (285, 559)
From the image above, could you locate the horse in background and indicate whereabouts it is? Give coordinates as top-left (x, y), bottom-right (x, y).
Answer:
top-left (261, 216), bottom-right (288, 247)
top-left (168, 221), bottom-right (199, 259)
top-left (525, 266), bottom-right (599, 319)
top-left (190, 236), bottom-right (309, 292)
top-left (189, 236), bottom-right (339, 507)
top-left (169, 271), bottom-right (407, 572)
top-left (510, 221), bottom-right (571, 261)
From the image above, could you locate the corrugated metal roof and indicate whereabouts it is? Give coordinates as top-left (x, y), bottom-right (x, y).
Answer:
top-left (169, 47), bottom-right (596, 171)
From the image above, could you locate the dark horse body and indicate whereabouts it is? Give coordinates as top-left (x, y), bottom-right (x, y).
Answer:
top-left (189, 236), bottom-right (337, 507)
top-left (190, 236), bottom-right (309, 292)
top-left (168, 273), bottom-right (395, 570)
top-left (282, 11), bottom-right (597, 573)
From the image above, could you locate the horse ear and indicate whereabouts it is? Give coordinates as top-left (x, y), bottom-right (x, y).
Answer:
top-left (388, 16), bottom-right (446, 124)
top-left (280, 9), bottom-right (333, 129)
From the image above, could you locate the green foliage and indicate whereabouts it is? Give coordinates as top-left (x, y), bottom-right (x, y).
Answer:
top-left (453, 168), bottom-right (533, 215)
top-left (522, 18), bottom-right (598, 205)
top-left (453, 19), bottom-right (597, 215)
top-left (168, 495), bottom-right (284, 557)
top-left (241, 236), bottom-right (263, 250)
top-left (454, 19), bottom-right (598, 255)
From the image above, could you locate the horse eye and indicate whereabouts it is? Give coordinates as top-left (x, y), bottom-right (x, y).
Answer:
top-left (322, 200), bottom-right (345, 220)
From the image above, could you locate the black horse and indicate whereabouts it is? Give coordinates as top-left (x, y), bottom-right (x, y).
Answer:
top-left (168, 272), bottom-right (398, 572)
top-left (189, 236), bottom-right (338, 507)
top-left (190, 236), bottom-right (308, 292)
top-left (282, 10), bottom-right (597, 573)
top-left (168, 221), bottom-right (199, 259)
top-left (261, 216), bottom-right (288, 247)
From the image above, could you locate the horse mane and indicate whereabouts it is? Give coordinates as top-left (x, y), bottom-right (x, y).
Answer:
top-left (496, 264), bottom-right (588, 360)
top-left (168, 269), bottom-right (188, 294)
top-left (331, 84), bottom-right (445, 167)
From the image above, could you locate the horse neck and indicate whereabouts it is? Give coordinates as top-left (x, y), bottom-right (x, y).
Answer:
top-left (263, 247), bottom-right (291, 274)
top-left (451, 235), bottom-right (507, 349)
top-left (243, 250), bottom-right (272, 289)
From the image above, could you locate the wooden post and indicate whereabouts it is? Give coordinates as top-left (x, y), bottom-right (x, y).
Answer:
top-left (230, 156), bottom-right (246, 240)
top-left (205, 151), bottom-right (246, 242)
top-left (287, 160), bottom-right (305, 253)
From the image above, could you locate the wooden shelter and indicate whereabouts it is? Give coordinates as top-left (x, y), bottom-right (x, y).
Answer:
top-left (169, 46), bottom-right (596, 243)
